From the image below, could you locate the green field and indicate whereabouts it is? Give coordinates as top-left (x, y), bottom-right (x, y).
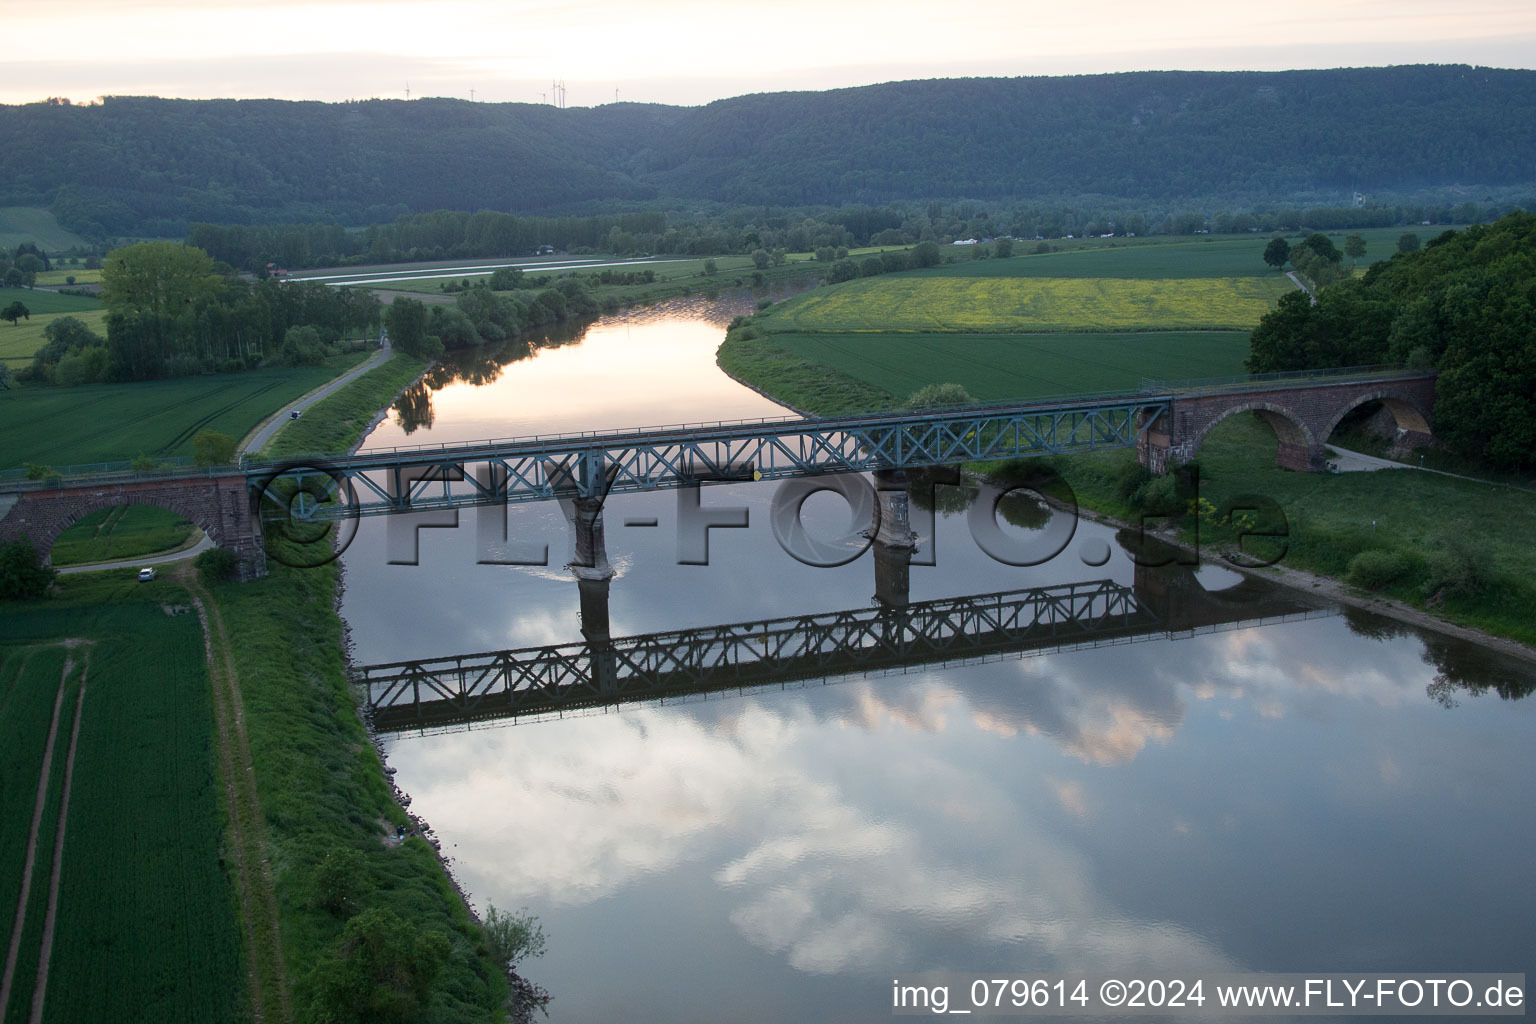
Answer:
top-left (924, 227), bottom-right (1441, 280)
top-left (769, 330), bottom-right (1250, 403)
top-left (0, 208), bottom-right (89, 252)
top-left (763, 275), bottom-right (1292, 333)
top-left (50, 505), bottom-right (196, 566)
top-left (0, 308), bottom-right (108, 370)
top-left (0, 288), bottom-right (100, 316)
top-left (0, 586), bottom-right (244, 1022)
top-left (32, 269), bottom-right (101, 287)
top-left (0, 354), bottom-right (365, 469)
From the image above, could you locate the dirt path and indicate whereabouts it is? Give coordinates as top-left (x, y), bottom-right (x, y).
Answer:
top-left (182, 570), bottom-right (290, 1024)
top-left (28, 654), bottom-right (87, 1024)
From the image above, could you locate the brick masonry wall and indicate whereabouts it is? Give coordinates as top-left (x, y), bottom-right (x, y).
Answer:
top-left (0, 474), bottom-right (266, 579)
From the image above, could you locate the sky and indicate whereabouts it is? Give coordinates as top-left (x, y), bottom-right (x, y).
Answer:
top-left (6, 0), bottom-right (1536, 108)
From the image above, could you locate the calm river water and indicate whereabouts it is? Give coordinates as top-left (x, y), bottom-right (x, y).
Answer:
top-left (339, 289), bottom-right (1536, 1022)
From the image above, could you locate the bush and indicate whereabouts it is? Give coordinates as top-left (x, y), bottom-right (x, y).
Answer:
top-left (311, 846), bottom-right (370, 916)
top-left (905, 382), bottom-right (975, 410)
top-left (193, 430), bottom-right (237, 467)
top-left (1114, 461), bottom-right (1151, 502)
top-left (194, 547), bottom-right (240, 584)
top-left (482, 905), bottom-right (546, 968)
top-left (130, 454), bottom-right (157, 472)
top-left (1135, 474), bottom-right (1181, 517)
top-left (0, 539), bottom-right (56, 599)
top-left (280, 325), bottom-right (329, 367)
top-left (1424, 541), bottom-right (1492, 602)
top-left (1346, 549), bottom-right (1414, 591)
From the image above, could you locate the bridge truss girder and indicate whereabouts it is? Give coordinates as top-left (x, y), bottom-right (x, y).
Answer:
top-left (253, 398), bottom-right (1171, 522)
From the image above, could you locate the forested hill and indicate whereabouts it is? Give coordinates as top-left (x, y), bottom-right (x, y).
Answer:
top-left (5, 65), bottom-right (1535, 235)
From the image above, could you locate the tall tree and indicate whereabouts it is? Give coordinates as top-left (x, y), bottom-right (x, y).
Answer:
top-left (1262, 237), bottom-right (1290, 270)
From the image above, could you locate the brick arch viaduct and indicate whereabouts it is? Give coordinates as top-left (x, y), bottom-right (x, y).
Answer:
top-left (0, 473), bottom-right (265, 579)
top-left (1135, 372), bottom-right (1437, 474)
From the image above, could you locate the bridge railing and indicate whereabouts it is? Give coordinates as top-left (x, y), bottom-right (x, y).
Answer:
top-left (1139, 364), bottom-right (1428, 397)
top-left (0, 456), bottom-right (236, 491)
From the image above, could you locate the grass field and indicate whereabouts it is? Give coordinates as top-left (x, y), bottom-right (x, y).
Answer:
top-left (763, 276), bottom-right (1293, 333)
top-left (0, 308), bottom-right (108, 370)
top-left (0, 583), bottom-right (244, 1022)
top-left (0, 288), bottom-right (100, 316)
top-left (769, 330), bottom-right (1250, 402)
top-left (32, 269), bottom-right (101, 287)
top-left (925, 227), bottom-right (1444, 280)
top-left (0, 208), bottom-right (89, 252)
top-left (50, 505), bottom-right (195, 566)
top-left (0, 354), bottom-right (366, 469)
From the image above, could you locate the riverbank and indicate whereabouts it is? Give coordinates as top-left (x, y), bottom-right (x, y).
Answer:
top-left (210, 349), bottom-right (535, 1020)
top-left (717, 325), bottom-right (1536, 654)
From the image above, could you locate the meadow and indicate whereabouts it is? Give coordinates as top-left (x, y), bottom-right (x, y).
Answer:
top-left (50, 505), bottom-right (196, 566)
top-left (0, 208), bottom-right (88, 252)
top-left (0, 354), bottom-right (365, 469)
top-left (763, 275), bottom-right (1292, 333)
top-left (767, 330), bottom-right (1251, 403)
top-left (32, 269), bottom-right (102, 287)
top-left (0, 308), bottom-right (108, 371)
top-left (926, 226), bottom-right (1441, 279)
top-left (0, 584), bottom-right (244, 1023)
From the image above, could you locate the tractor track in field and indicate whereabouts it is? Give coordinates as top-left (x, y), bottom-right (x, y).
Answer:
top-left (0, 641), bottom-right (85, 1023)
top-left (184, 570), bottom-right (290, 1024)
top-left (26, 652), bottom-right (87, 1024)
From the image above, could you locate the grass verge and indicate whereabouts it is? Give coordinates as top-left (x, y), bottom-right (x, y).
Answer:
top-left (202, 554), bottom-right (512, 1021)
top-left (50, 505), bottom-right (195, 566)
top-left (264, 354), bottom-right (428, 457)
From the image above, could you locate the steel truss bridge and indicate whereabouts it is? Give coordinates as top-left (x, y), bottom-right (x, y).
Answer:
top-left (248, 393), bottom-right (1172, 520)
top-left (356, 577), bottom-right (1328, 733)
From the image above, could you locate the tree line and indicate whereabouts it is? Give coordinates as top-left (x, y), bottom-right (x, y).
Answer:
top-left (24, 241), bottom-right (381, 385)
top-left (1247, 212), bottom-right (1536, 470)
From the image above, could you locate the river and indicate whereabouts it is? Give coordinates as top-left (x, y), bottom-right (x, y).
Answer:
top-left (338, 288), bottom-right (1536, 1022)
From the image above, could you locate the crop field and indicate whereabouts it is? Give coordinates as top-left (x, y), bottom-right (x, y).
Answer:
top-left (768, 330), bottom-right (1251, 402)
top-left (0, 308), bottom-right (109, 371)
top-left (0, 644), bottom-right (71, 963)
top-left (0, 354), bottom-right (364, 469)
top-left (0, 208), bottom-right (89, 252)
top-left (50, 505), bottom-right (195, 566)
top-left (764, 276), bottom-right (1293, 333)
top-left (0, 590), bottom-right (243, 1023)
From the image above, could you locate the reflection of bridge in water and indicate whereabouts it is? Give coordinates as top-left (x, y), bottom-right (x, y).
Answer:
top-left (358, 548), bottom-right (1331, 734)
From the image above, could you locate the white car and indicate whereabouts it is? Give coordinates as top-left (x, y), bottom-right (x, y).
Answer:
top-left (137, 567), bottom-right (158, 582)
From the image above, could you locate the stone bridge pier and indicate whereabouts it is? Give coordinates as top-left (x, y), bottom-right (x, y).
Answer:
top-left (1136, 374), bottom-right (1437, 474)
top-left (0, 474), bottom-right (266, 579)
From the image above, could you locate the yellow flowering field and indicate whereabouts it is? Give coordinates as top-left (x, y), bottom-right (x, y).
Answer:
top-left (768, 276), bottom-right (1294, 333)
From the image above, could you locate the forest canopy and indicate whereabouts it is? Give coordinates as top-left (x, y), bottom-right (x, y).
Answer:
top-left (1247, 212), bottom-right (1536, 469)
top-left (4, 66), bottom-right (1535, 237)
